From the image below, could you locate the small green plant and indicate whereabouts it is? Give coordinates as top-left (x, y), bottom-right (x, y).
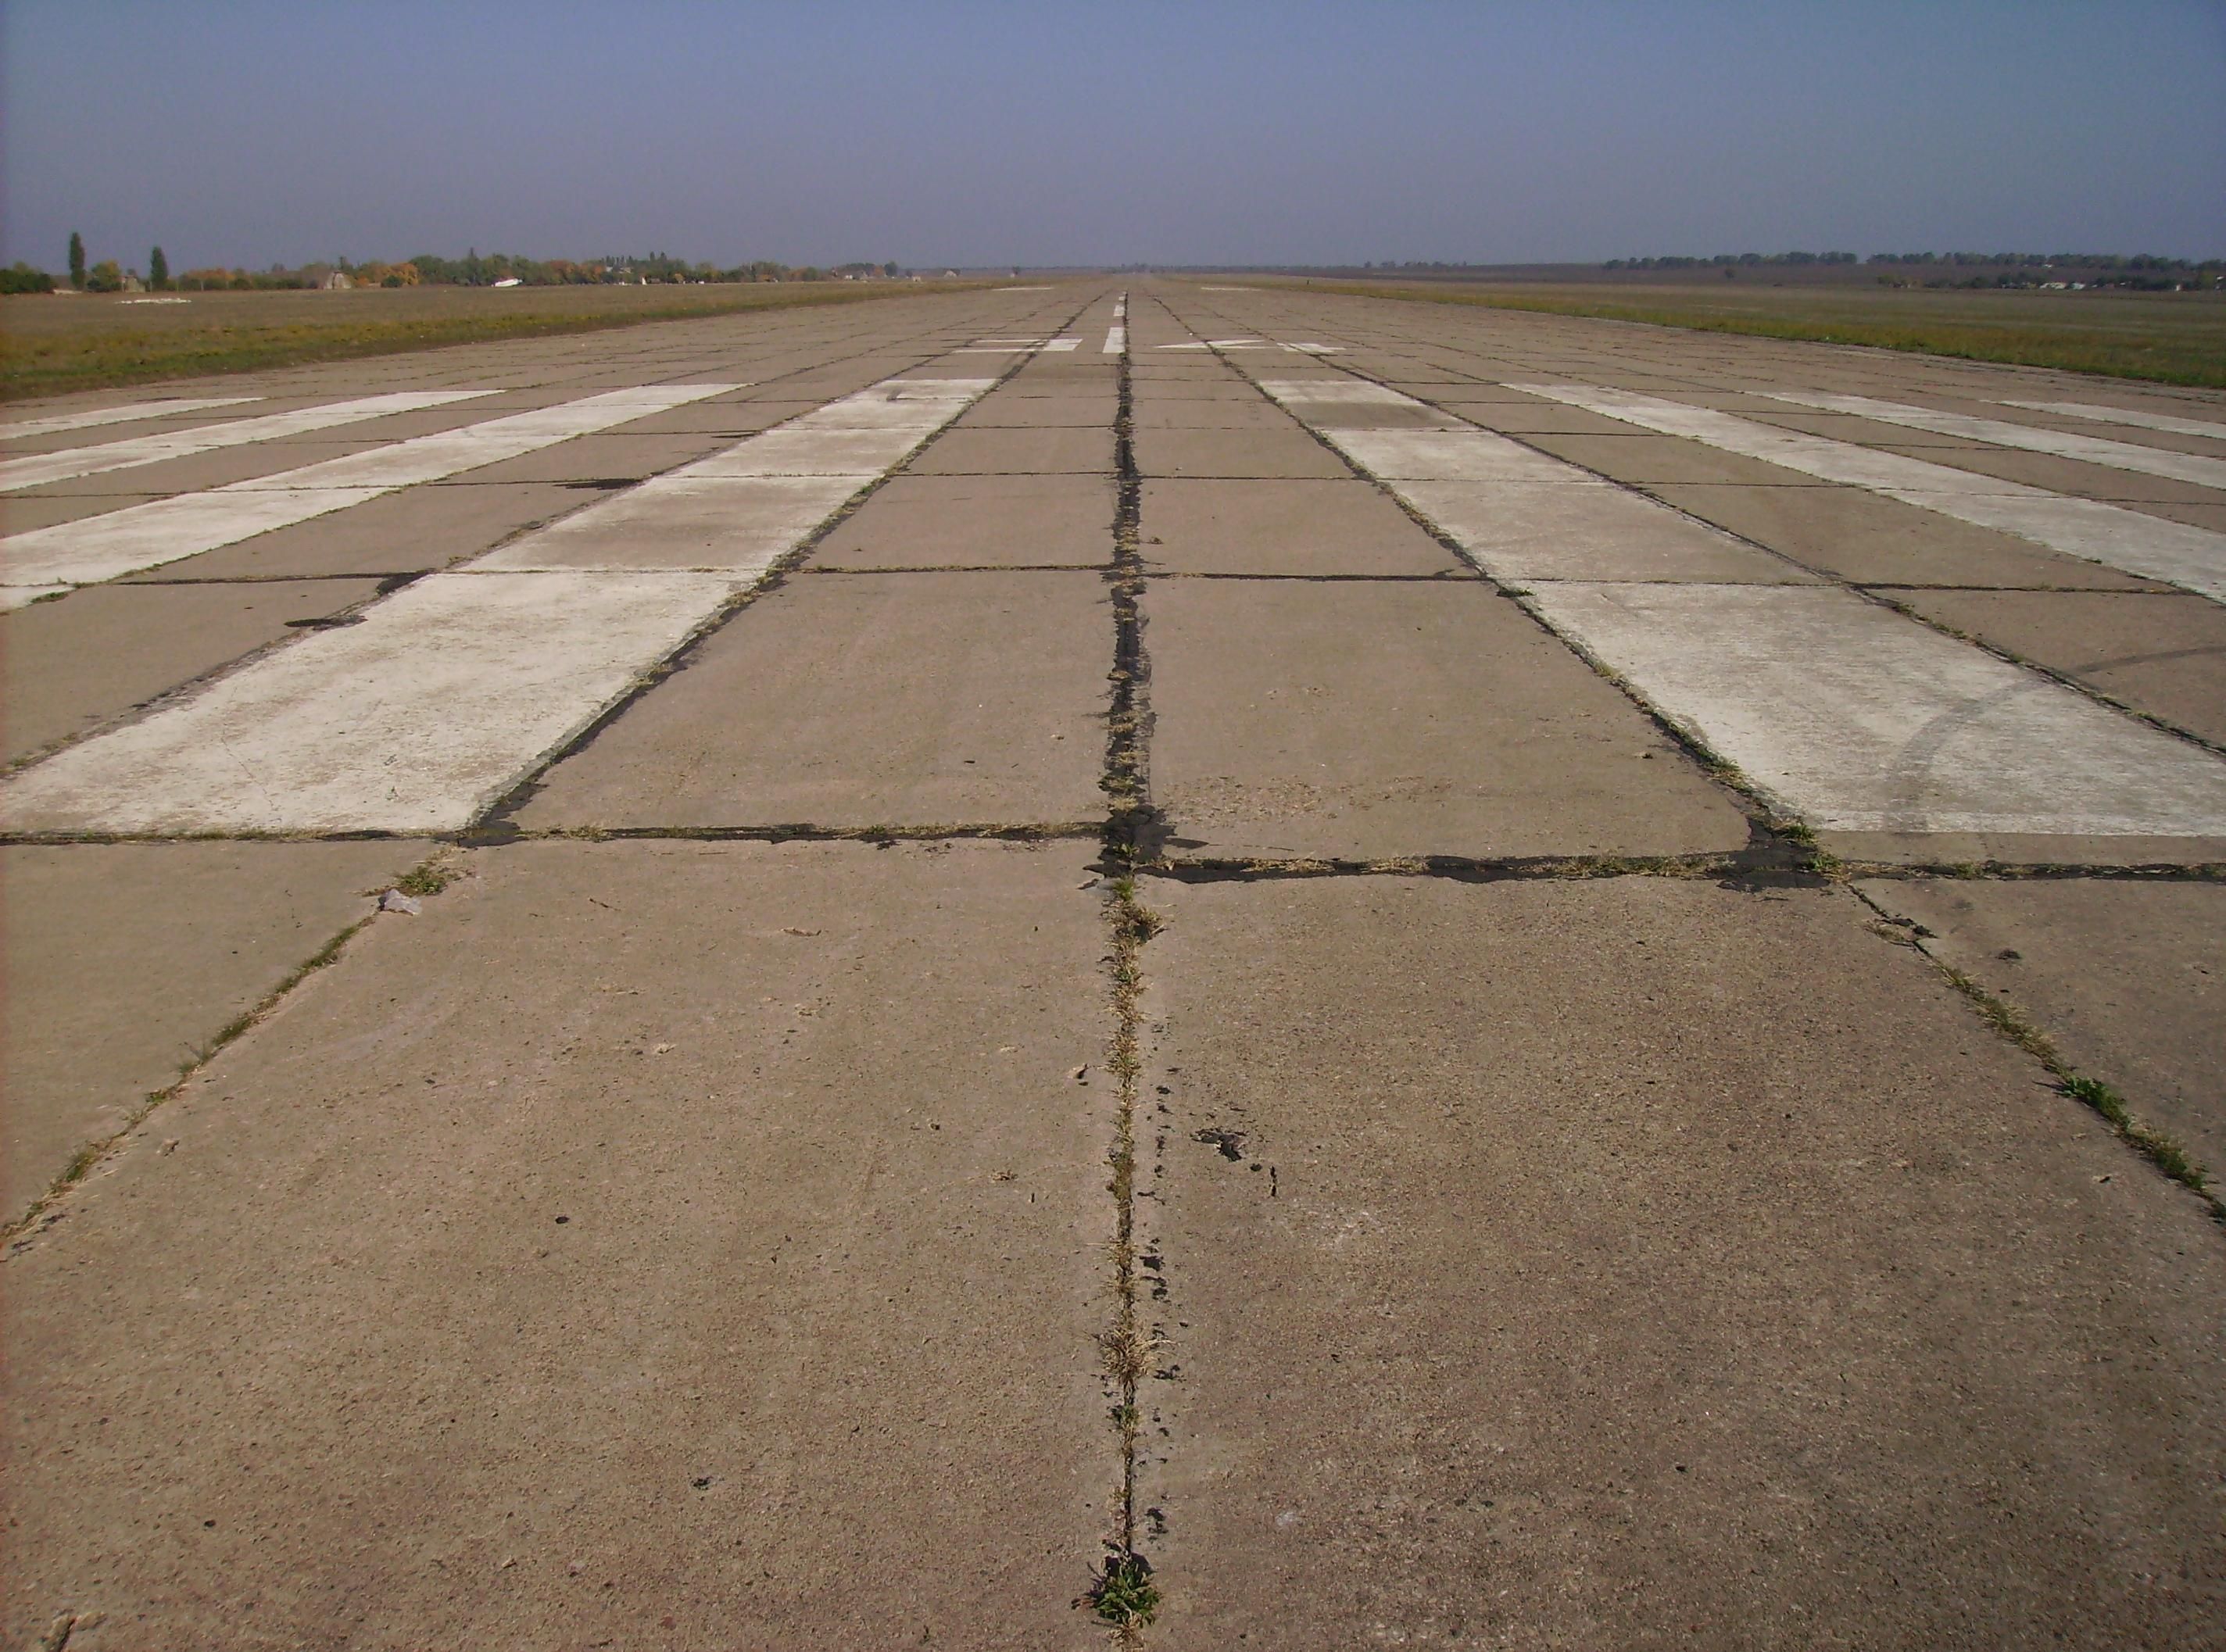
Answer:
top-left (1090, 1550), bottom-right (1158, 1628)
top-left (395, 859), bottom-right (453, 898)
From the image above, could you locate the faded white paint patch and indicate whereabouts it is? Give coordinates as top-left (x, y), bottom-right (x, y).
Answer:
top-left (1999, 400), bottom-right (2226, 442)
top-left (1102, 327), bottom-right (1126, 354)
top-left (2, 398), bottom-right (261, 441)
top-left (684, 426), bottom-right (925, 477)
top-left (1396, 480), bottom-right (1813, 584)
top-left (0, 585), bottom-right (73, 612)
top-left (1514, 383), bottom-right (2226, 603)
top-left (1764, 391), bottom-right (2226, 491)
top-left (476, 475), bottom-right (859, 573)
top-left (1323, 427), bottom-right (1586, 482)
top-left (0, 392), bottom-right (489, 493)
top-left (1523, 582), bottom-right (2226, 835)
top-left (1257, 378), bottom-right (1423, 408)
top-left (0, 570), bottom-right (745, 835)
top-left (4, 487), bottom-right (391, 590)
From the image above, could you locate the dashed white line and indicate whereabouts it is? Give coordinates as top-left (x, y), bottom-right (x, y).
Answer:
top-left (2, 397), bottom-right (262, 440)
top-left (1103, 327), bottom-right (1126, 354)
top-left (1763, 391), bottom-right (2226, 491)
top-left (1512, 383), bottom-right (2226, 603)
top-left (0, 392), bottom-right (490, 493)
top-left (1, 384), bottom-right (741, 595)
top-left (1995, 399), bottom-right (2226, 442)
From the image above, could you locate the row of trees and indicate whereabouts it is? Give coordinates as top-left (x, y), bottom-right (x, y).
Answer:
top-left (1605, 252), bottom-right (1859, 269)
top-left (0, 235), bottom-right (912, 296)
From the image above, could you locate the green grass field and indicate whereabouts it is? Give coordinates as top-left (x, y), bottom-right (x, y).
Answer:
top-left (1291, 279), bottom-right (2226, 388)
top-left (0, 280), bottom-right (992, 401)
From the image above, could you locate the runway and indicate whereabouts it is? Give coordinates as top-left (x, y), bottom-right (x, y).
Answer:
top-left (5, 277), bottom-right (2222, 1647)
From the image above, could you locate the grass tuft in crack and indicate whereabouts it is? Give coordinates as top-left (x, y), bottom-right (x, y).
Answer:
top-left (1091, 868), bottom-right (1161, 1636)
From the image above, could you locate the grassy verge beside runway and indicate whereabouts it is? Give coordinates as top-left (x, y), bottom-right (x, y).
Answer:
top-left (1280, 279), bottom-right (2226, 388)
top-left (0, 279), bottom-right (1000, 400)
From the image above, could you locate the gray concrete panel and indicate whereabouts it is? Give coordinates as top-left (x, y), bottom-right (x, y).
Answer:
top-left (816, 474), bottom-right (1115, 568)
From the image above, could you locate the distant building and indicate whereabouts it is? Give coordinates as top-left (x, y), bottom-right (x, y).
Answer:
top-left (322, 270), bottom-right (354, 291)
top-left (492, 277), bottom-right (522, 288)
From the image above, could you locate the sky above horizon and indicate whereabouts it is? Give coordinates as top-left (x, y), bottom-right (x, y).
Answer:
top-left (4, 0), bottom-right (2221, 274)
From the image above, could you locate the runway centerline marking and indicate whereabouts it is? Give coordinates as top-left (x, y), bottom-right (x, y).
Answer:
top-left (0, 384), bottom-right (743, 601)
top-left (0, 374), bottom-right (1000, 835)
top-left (2, 397), bottom-right (263, 440)
top-left (0, 392), bottom-right (492, 494)
top-left (1761, 390), bottom-right (2226, 491)
top-left (1510, 383), bottom-right (2226, 603)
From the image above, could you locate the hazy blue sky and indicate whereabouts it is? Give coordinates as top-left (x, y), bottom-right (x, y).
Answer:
top-left (5, 0), bottom-right (2221, 272)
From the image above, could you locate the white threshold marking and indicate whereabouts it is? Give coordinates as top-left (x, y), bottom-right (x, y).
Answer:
top-left (1512, 384), bottom-right (2226, 603)
top-left (954, 338), bottom-right (1081, 355)
top-left (1, 384), bottom-right (740, 595)
top-left (1763, 391), bottom-right (2226, 491)
top-left (1157, 339), bottom-right (1340, 353)
top-left (1256, 371), bottom-right (2226, 837)
top-left (1996, 399), bottom-right (2226, 443)
top-left (1103, 326), bottom-right (1126, 354)
top-left (2, 397), bottom-right (262, 440)
top-left (1523, 583), bottom-right (2226, 835)
top-left (0, 375), bottom-right (998, 834)
top-left (0, 392), bottom-right (490, 493)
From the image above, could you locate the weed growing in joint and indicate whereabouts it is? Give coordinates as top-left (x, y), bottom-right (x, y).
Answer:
top-left (2061, 1076), bottom-right (2208, 1192)
top-left (1090, 1549), bottom-right (1159, 1628)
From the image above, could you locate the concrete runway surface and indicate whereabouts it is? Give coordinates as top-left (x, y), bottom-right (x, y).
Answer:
top-left (5, 281), bottom-right (2224, 1648)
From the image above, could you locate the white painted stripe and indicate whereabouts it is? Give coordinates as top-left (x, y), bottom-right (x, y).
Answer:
top-left (1521, 582), bottom-right (2226, 836)
top-left (1042, 338), bottom-right (1082, 352)
top-left (1763, 392), bottom-right (2226, 490)
top-left (1513, 384), bottom-right (2226, 603)
top-left (0, 369), bottom-right (1003, 833)
top-left (1997, 400), bottom-right (2226, 442)
top-left (0, 570), bottom-right (744, 835)
top-left (1102, 327), bottom-right (1126, 354)
top-left (1, 384), bottom-right (739, 592)
top-left (0, 585), bottom-right (73, 613)
top-left (0, 392), bottom-right (489, 493)
top-left (476, 476), bottom-right (859, 573)
top-left (227, 385), bottom-right (741, 491)
top-left (1258, 378), bottom-right (1433, 408)
top-left (2, 397), bottom-right (261, 440)
top-left (1258, 376), bottom-right (1808, 583)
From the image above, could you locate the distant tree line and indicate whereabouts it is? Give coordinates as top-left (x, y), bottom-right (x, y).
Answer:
top-left (1603, 249), bottom-right (2222, 290)
top-left (1604, 252), bottom-right (1859, 269)
top-left (2, 235), bottom-right (912, 296)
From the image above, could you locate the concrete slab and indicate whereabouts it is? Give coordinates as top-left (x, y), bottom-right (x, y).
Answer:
top-left (1136, 875), bottom-right (2226, 1647)
top-left (954, 396), bottom-right (1118, 428)
top-left (1523, 581), bottom-right (2226, 846)
top-left (1129, 399), bottom-right (1300, 431)
top-left (1397, 479), bottom-right (1820, 584)
top-left (814, 474), bottom-right (1115, 568)
top-left (1, 839), bottom-right (1111, 1647)
top-left (519, 571), bottom-right (1109, 830)
top-left (1130, 427), bottom-right (1350, 479)
top-left (1144, 578), bottom-right (1751, 860)
top-left (1520, 431), bottom-right (1833, 486)
top-left (1140, 478), bottom-right (1462, 577)
top-left (1863, 442), bottom-right (2226, 509)
top-left (2, 577), bottom-right (391, 760)
top-left (1855, 876), bottom-right (2226, 1163)
top-left (476, 476), bottom-right (859, 573)
top-left (906, 427), bottom-right (1116, 475)
top-left (1641, 481), bottom-right (2170, 590)
top-left (2, 492), bottom-right (167, 534)
top-left (2, 839), bottom-right (424, 1218)
top-left (1888, 588), bottom-right (2226, 745)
